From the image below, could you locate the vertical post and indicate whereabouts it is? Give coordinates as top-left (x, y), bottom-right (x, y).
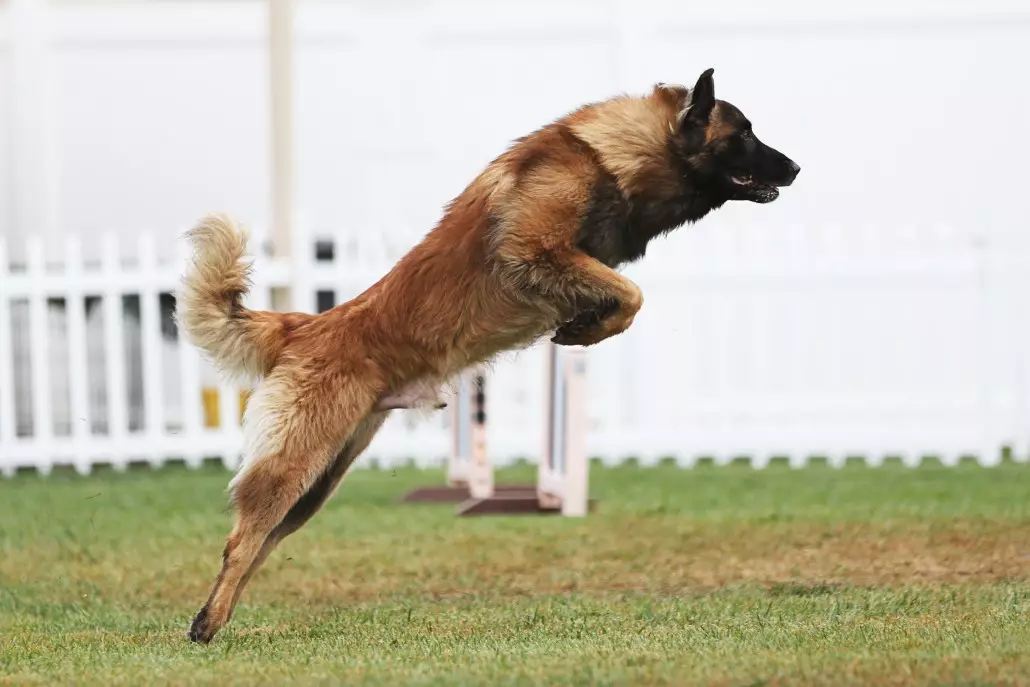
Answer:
top-left (537, 341), bottom-right (564, 509)
top-left (10, 0), bottom-right (59, 250)
top-left (561, 349), bottom-right (588, 516)
top-left (269, 0), bottom-right (295, 311)
top-left (447, 373), bottom-right (470, 487)
top-left (538, 344), bottom-right (590, 515)
top-left (467, 369), bottom-right (493, 500)
top-left (540, 342), bottom-right (557, 491)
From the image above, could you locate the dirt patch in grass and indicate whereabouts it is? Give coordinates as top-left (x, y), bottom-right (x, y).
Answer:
top-left (282, 520), bottom-right (1024, 599)
top-left (78, 519), bottom-right (1019, 610)
top-left (4, 513), bottom-right (1026, 613)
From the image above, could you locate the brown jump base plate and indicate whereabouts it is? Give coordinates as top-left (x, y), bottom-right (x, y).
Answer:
top-left (399, 483), bottom-right (538, 504)
top-left (401, 484), bottom-right (597, 516)
top-left (457, 489), bottom-right (598, 517)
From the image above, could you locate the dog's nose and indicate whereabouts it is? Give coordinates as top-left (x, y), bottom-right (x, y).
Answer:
top-left (782, 160), bottom-right (800, 186)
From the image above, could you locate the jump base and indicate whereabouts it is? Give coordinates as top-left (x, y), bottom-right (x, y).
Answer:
top-left (399, 483), bottom-right (537, 504)
top-left (457, 489), bottom-right (598, 517)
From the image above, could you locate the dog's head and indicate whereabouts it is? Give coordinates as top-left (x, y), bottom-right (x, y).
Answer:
top-left (664, 69), bottom-right (800, 204)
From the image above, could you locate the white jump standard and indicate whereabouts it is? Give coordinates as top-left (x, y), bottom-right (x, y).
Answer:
top-left (399, 343), bottom-right (594, 516)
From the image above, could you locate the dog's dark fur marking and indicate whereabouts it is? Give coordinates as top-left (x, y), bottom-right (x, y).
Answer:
top-left (577, 172), bottom-right (633, 268)
top-left (577, 170), bottom-right (720, 269)
top-left (273, 446), bottom-right (353, 539)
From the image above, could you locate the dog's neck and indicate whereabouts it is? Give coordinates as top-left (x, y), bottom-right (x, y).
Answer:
top-left (576, 166), bottom-right (726, 268)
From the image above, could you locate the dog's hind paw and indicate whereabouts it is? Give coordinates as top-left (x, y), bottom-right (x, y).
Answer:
top-left (188, 606), bottom-right (215, 644)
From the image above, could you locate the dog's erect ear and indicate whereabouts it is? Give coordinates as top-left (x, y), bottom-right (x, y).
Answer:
top-left (680, 68), bottom-right (716, 127)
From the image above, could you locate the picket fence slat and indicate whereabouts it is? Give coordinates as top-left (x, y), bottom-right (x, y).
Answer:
top-left (64, 236), bottom-right (91, 474)
top-left (26, 237), bottom-right (53, 474)
top-left (138, 233), bottom-right (166, 467)
top-left (1, 223), bottom-right (1028, 477)
top-left (100, 233), bottom-right (129, 469)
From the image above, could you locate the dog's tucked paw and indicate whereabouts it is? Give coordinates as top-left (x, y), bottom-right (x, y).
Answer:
top-left (552, 301), bottom-right (635, 347)
top-left (551, 328), bottom-right (593, 347)
top-left (552, 320), bottom-right (607, 347)
top-left (552, 308), bottom-right (604, 346)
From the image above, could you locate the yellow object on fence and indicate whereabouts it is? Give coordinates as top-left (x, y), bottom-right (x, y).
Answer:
top-left (201, 388), bottom-right (252, 428)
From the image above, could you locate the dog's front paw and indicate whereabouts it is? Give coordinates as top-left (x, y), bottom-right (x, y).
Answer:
top-left (551, 305), bottom-right (635, 347)
top-left (551, 309), bottom-right (603, 347)
top-left (551, 322), bottom-right (601, 347)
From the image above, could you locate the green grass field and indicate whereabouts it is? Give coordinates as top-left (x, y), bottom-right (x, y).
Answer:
top-left (2, 459), bottom-right (1029, 686)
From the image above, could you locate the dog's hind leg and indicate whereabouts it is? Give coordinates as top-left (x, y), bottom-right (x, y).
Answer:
top-left (271, 412), bottom-right (388, 539)
top-left (226, 412), bottom-right (389, 615)
top-left (188, 372), bottom-right (380, 644)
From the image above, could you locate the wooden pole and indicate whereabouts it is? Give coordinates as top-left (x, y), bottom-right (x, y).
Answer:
top-left (467, 371), bottom-right (493, 500)
top-left (561, 349), bottom-right (589, 516)
top-left (268, 0), bottom-right (294, 311)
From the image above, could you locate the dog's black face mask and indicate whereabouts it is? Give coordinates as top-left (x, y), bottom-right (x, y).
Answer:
top-left (716, 119), bottom-right (800, 204)
top-left (675, 69), bottom-right (800, 204)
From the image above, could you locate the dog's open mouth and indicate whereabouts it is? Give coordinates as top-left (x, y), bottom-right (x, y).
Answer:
top-left (730, 174), bottom-right (779, 204)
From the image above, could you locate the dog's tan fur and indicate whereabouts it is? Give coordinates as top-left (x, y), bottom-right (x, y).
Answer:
top-left (178, 73), bottom-right (795, 643)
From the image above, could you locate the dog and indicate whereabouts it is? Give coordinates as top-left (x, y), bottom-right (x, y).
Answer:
top-left (177, 68), bottom-right (799, 643)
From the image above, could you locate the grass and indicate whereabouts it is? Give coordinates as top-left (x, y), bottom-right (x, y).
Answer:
top-left (2, 459), bottom-right (1030, 685)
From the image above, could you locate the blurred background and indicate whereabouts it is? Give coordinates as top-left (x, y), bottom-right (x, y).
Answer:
top-left (1, 0), bottom-right (1029, 475)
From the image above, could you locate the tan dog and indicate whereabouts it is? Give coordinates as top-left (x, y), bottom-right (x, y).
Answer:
top-left (178, 68), bottom-right (799, 643)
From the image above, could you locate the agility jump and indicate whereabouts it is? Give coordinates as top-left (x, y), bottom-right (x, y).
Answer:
top-left (401, 342), bottom-right (593, 516)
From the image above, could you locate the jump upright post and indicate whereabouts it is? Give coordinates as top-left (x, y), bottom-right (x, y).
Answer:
top-left (399, 342), bottom-right (594, 516)
top-left (397, 367), bottom-right (503, 503)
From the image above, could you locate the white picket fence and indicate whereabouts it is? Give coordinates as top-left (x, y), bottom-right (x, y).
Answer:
top-left (1, 220), bottom-right (1029, 477)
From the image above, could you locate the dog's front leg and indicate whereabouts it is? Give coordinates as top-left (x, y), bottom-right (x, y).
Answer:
top-left (546, 252), bottom-right (644, 348)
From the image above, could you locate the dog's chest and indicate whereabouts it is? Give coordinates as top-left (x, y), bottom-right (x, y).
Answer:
top-left (576, 174), bottom-right (709, 268)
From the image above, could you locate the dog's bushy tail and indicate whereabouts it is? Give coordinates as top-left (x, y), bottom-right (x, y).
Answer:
top-left (177, 213), bottom-right (303, 382)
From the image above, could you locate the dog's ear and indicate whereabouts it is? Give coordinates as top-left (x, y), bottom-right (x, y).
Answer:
top-left (680, 68), bottom-right (716, 128)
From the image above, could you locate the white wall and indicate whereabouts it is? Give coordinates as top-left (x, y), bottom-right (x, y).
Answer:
top-left (0, 34), bottom-right (11, 241)
top-left (0, 0), bottom-right (1028, 263)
